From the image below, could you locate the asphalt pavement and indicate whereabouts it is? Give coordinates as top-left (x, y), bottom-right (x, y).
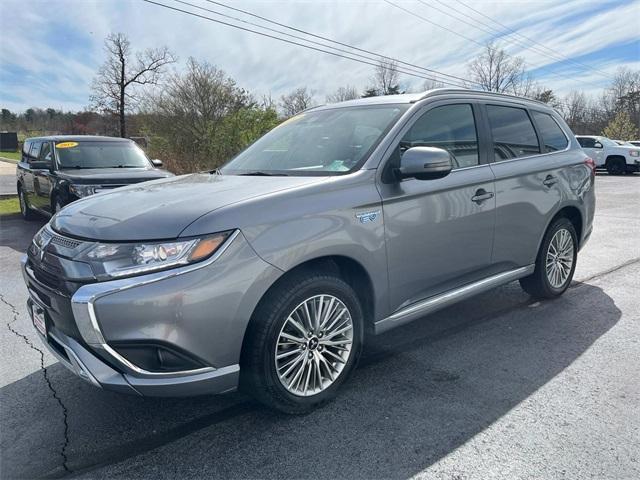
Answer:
top-left (0, 174), bottom-right (638, 479)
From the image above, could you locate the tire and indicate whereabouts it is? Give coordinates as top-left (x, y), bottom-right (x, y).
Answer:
top-left (18, 186), bottom-right (36, 220)
top-left (241, 270), bottom-right (364, 414)
top-left (606, 158), bottom-right (626, 175)
top-left (519, 217), bottom-right (577, 299)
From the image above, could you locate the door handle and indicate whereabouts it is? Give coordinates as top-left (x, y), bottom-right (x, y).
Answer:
top-left (471, 189), bottom-right (494, 204)
top-left (543, 175), bottom-right (558, 187)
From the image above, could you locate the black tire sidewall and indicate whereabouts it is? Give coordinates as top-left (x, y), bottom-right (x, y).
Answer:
top-left (253, 275), bottom-right (364, 411)
top-left (538, 218), bottom-right (577, 296)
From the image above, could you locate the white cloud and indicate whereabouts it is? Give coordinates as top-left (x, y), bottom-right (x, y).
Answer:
top-left (0, 0), bottom-right (638, 112)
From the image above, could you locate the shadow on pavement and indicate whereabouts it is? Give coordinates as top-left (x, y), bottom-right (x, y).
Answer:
top-left (0, 215), bottom-right (46, 253)
top-left (0, 279), bottom-right (621, 479)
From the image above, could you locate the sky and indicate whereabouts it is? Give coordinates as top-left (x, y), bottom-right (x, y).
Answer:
top-left (0, 0), bottom-right (638, 113)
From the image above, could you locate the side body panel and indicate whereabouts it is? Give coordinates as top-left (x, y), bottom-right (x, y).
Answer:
top-left (181, 170), bottom-right (391, 323)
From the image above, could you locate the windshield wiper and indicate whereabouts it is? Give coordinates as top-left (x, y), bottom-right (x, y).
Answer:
top-left (238, 171), bottom-right (289, 176)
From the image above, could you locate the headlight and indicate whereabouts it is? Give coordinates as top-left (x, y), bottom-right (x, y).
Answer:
top-left (69, 184), bottom-right (101, 198)
top-left (629, 150), bottom-right (640, 157)
top-left (79, 231), bottom-right (233, 279)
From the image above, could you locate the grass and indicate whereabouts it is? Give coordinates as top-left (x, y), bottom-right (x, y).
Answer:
top-left (0, 151), bottom-right (20, 162)
top-left (0, 196), bottom-right (20, 216)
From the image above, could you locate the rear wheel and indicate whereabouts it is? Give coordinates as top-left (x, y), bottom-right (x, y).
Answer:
top-left (519, 217), bottom-right (577, 299)
top-left (241, 270), bottom-right (364, 414)
top-left (18, 186), bottom-right (36, 220)
top-left (606, 158), bottom-right (626, 175)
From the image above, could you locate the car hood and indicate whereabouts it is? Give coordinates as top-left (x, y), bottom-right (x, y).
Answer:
top-left (57, 167), bottom-right (173, 184)
top-left (51, 173), bottom-right (326, 241)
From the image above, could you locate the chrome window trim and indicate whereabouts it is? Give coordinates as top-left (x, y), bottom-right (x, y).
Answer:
top-left (70, 229), bottom-right (241, 378)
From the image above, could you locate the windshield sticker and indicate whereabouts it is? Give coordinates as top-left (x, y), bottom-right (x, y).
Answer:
top-left (56, 142), bottom-right (79, 149)
top-left (327, 160), bottom-right (349, 172)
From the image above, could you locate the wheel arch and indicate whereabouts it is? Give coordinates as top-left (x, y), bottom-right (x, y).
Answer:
top-left (605, 154), bottom-right (626, 165)
top-left (538, 205), bottom-right (584, 254)
top-left (239, 255), bottom-right (376, 365)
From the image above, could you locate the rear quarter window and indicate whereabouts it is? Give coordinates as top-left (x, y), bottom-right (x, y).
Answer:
top-left (532, 111), bottom-right (568, 152)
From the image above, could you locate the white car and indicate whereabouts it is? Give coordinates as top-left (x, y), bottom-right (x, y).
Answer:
top-left (575, 135), bottom-right (640, 175)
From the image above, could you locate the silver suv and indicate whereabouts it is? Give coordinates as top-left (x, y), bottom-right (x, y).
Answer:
top-left (22, 89), bottom-right (595, 413)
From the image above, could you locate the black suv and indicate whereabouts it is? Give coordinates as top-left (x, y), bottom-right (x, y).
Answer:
top-left (17, 136), bottom-right (173, 219)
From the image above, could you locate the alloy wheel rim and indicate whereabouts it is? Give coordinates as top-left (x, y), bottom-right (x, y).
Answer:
top-left (275, 294), bottom-right (353, 397)
top-left (546, 228), bottom-right (574, 288)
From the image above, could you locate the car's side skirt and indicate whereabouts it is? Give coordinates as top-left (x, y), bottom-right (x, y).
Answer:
top-left (374, 265), bottom-right (535, 334)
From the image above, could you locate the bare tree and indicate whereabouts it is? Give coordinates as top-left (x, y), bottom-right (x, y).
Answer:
top-left (90, 33), bottom-right (176, 137)
top-left (467, 42), bottom-right (530, 94)
top-left (326, 85), bottom-right (359, 103)
top-left (372, 58), bottom-right (401, 95)
top-left (280, 87), bottom-right (315, 117)
top-left (144, 58), bottom-right (278, 172)
top-left (604, 67), bottom-right (640, 130)
top-left (422, 79), bottom-right (446, 90)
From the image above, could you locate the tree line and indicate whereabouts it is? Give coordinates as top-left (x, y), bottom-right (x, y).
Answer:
top-left (1, 34), bottom-right (638, 173)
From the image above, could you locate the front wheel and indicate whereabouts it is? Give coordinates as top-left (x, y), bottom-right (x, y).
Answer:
top-left (241, 270), bottom-right (364, 414)
top-left (520, 217), bottom-right (577, 299)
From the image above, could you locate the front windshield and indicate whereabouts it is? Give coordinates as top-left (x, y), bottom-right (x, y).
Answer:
top-left (221, 105), bottom-right (409, 175)
top-left (55, 141), bottom-right (151, 169)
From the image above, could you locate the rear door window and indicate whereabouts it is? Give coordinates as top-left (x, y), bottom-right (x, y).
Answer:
top-left (486, 105), bottom-right (540, 161)
top-left (532, 112), bottom-right (568, 152)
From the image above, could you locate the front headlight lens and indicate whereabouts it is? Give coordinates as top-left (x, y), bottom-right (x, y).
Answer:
top-left (629, 150), bottom-right (640, 157)
top-left (80, 231), bottom-right (232, 279)
top-left (69, 184), bottom-right (100, 198)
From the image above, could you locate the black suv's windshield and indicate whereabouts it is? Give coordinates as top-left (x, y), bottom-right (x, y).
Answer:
top-left (221, 105), bottom-right (409, 176)
top-left (55, 141), bottom-right (151, 169)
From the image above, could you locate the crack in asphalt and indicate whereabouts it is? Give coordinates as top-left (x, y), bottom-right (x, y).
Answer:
top-left (0, 294), bottom-right (71, 474)
top-left (573, 257), bottom-right (640, 285)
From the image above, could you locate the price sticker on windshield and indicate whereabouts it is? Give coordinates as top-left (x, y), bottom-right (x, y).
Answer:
top-left (56, 142), bottom-right (79, 149)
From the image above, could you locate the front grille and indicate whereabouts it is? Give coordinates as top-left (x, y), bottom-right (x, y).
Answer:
top-left (50, 234), bottom-right (82, 249)
top-left (31, 262), bottom-right (61, 290)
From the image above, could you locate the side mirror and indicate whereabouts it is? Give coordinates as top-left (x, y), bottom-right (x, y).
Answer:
top-left (594, 142), bottom-right (603, 149)
top-left (151, 159), bottom-right (163, 167)
top-left (396, 146), bottom-right (452, 181)
top-left (30, 161), bottom-right (51, 170)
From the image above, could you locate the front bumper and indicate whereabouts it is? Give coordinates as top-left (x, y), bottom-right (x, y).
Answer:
top-left (21, 230), bottom-right (282, 397)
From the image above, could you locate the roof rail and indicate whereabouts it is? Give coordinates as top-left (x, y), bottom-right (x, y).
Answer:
top-left (411, 88), bottom-right (548, 107)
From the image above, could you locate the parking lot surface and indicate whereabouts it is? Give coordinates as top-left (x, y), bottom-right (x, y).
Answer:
top-left (0, 174), bottom-right (638, 479)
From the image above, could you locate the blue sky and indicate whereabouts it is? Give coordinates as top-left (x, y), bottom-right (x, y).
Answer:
top-left (0, 0), bottom-right (638, 112)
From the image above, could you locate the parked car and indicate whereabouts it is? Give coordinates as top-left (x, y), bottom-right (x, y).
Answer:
top-left (629, 140), bottom-right (640, 147)
top-left (16, 135), bottom-right (173, 219)
top-left (575, 135), bottom-right (640, 174)
top-left (612, 139), bottom-right (634, 146)
top-left (22, 90), bottom-right (595, 413)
